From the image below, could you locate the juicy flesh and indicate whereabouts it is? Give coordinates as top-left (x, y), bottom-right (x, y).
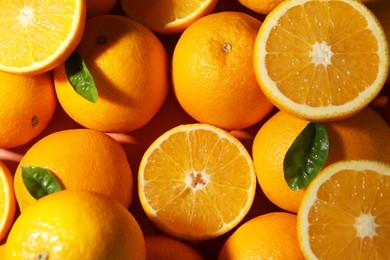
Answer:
top-left (308, 169), bottom-right (390, 258)
top-left (265, 1), bottom-right (380, 107)
top-left (142, 129), bottom-right (253, 237)
top-left (0, 0), bottom-right (77, 66)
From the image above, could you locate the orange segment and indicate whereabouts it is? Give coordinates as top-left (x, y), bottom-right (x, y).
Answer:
top-left (298, 160), bottom-right (390, 258)
top-left (0, 0), bottom-right (86, 75)
top-left (119, 0), bottom-right (218, 34)
top-left (138, 124), bottom-right (256, 241)
top-left (0, 160), bottom-right (16, 241)
top-left (254, 0), bottom-right (389, 121)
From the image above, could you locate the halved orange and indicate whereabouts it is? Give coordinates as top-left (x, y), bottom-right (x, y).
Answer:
top-left (297, 160), bottom-right (390, 258)
top-left (119, 0), bottom-right (218, 34)
top-left (138, 124), bottom-right (256, 241)
top-left (254, 0), bottom-right (389, 121)
top-left (0, 0), bottom-right (86, 75)
top-left (0, 160), bottom-right (16, 241)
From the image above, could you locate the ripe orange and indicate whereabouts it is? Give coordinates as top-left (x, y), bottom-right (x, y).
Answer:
top-left (86, 0), bottom-right (117, 17)
top-left (218, 212), bottom-right (304, 259)
top-left (13, 129), bottom-right (133, 212)
top-left (252, 106), bottom-right (390, 213)
top-left (0, 160), bottom-right (16, 242)
top-left (145, 234), bottom-right (204, 260)
top-left (237, 0), bottom-right (285, 14)
top-left (172, 11), bottom-right (274, 130)
top-left (0, 71), bottom-right (57, 148)
top-left (297, 160), bottom-right (390, 259)
top-left (5, 190), bottom-right (146, 260)
top-left (138, 124), bottom-right (257, 241)
top-left (54, 15), bottom-right (169, 133)
top-left (363, 0), bottom-right (390, 83)
top-left (254, 0), bottom-right (389, 121)
top-left (0, 0), bottom-right (86, 75)
top-left (119, 0), bottom-right (218, 34)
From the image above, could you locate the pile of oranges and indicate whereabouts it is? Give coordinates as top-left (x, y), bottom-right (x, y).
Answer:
top-left (0, 0), bottom-right (390, 259)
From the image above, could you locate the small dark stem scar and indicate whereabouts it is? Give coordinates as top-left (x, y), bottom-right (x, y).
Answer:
top-left (97, 36), bottom-right (108, 45)
top-left (32, 115), bottom-right (38, 127)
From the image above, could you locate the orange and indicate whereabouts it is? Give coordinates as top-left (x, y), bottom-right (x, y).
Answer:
top-left (54, 15), bottom-right (169, 133)
top-left (218, 212), bottom-right (304, 259)
top-left (363, 0), bottom-right (390, 83)
top-left (252, 106), bottom-right (390, 213)
top-left (297, 160), bottom-right (390, 259)
top-left (119, 0), bottom-right (218, 34)
top-left (237, 0), bottom-right (285, 14)
top-left (0, 160), bottom-right (16, 242)
top-left (172, 11), bottom-right (274, 130)
top-left (138, 124), bottom-right (257, 241)
top-left (13, 128), bottom-right (133, 212)
top-left (5, 190), bottom-right (145, 260)
top-left (145, 234), bottom-right (204, 260)
top-left (0, 0), bottom-right (86, 75)
top-left (86, 0), bottom-right (117, 17)
top-left (254, 0), bottom-right (389, 121)
top-left (0, 71), bottom-right (57, 148)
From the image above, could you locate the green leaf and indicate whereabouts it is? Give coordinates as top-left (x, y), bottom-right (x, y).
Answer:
top-left (283, 122), bottom-right (329, 191)
top-left (65, 51), bottom-right (98, 103)
top-left (21, 166), bottom-right (62, 199)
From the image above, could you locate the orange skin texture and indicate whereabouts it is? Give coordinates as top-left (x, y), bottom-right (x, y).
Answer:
top-left (13, 129), bottom-right (134, 212)
top-left (172, 11), bottom-right (274, 130)
top-left (54, 15), bottom-right (169, 133)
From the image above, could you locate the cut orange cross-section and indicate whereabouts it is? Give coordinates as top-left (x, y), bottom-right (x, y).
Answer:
top-left (119, 0), bottom-right (218, 34)
top-left (254, 0), bottom-right (389, 121)
top-left (0, 0), bottom-right (86, 75)
top-left (0, 160), bottom-right (16, 242)
top-left (138, 124), bottom-right (257, 241)
top-left (297, 160), bottom-right (390, 259)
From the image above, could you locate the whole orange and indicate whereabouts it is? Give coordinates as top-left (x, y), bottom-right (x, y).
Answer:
top-left (13, 129), bottom-right (133, 212)
top-left (172, 11), bottom-right (274, 130)
top-left (0, 71), bottom-right (57, 148)
top-left (252, 106), bottom-right (390, 213)
top-left (218, 212), bottom-right (304, 259)
top-left (54, 15), bottom-right (169, 133)
top-left (5, 190), bottom-right (145, 260)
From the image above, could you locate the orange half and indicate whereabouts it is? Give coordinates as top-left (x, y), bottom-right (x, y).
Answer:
top-left (0, 161), bottom-right (16, 241)
top-left (254, 0), bottom-right (389, 121)
top-left (138, 124), bottom-right (256, 241)
top-left (298, 160), bottom-right (390, 258)
top-left (0, 0), bottom-right (86, 75)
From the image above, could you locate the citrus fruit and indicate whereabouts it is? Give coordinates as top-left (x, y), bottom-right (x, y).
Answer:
top-left (145, 234), bottom-right (204, 260)
top-left (119, 0), bottom-right (218, 34)
top-left (218, 212), bottom-right (304, 259)
top-left (138, 123), bottom-right (256, 241)
top-left (237, 0), bottom-right (285, 14)
top-left (86, 0), bottom-right (117, 17)
top-left (5, 190), bottom-right (145, 260)
top-left (363, 0), bottom-right (390, 83)
top-left (0, 160), bottom-right (16, 242)
top-left (0, 0), bottom-right (86, 75)
top-left (0, 244), bottom-right (5, 258)
top-left (0, 71), bottom-right (57, 148)
top-left (14, 128), bottom-right (133, 212)
top-left (54, 15), bottom-right (169, 133)
top-left (252, 106), bottom-right (390, 213)
top-left (297, 160), bottom-right (390, 259)
top-left (172, 11), bottom-right (274, 130)
top-left (254, 0), bottom-right (389, 121)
